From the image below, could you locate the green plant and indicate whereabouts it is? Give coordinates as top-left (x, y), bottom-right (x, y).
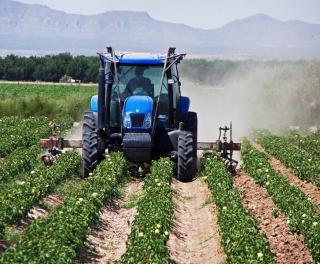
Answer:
top-left (0, 83), bottom-right (96, 120)
top-left (0, 152), bottom-right (127, 263)
top-left (202, 154), bottom-right (275, 263)
top-left (242, 139), bottom-right (320, 261)
top-left (3, 226), bottom-right (22, 245)
top-left (287, 130), bottom-right (320, 158)
top-left (120, 158), bottom-right (174, 264)
top-left (255, 131), bottom-right (320, 188)
top-left (0, 116), bottom-right (73, 158)
top-left (0, 146), bottom-right (40, 186)
top-left (271, 209), bottom-right (281, 218)
top-left (0, 151), bottom-right (81, 238)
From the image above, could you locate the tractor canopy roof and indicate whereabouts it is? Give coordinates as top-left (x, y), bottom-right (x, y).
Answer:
top-left (100, 52), bottom-right (185, 65)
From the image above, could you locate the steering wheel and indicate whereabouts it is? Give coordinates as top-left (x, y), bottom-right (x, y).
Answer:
top-left (132, 87), bottom-right (149, 96)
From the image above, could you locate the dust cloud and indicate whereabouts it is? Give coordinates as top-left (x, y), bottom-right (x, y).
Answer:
top-left (181, 62), bottom-right (320, 141)
top-left (64, 122), bottom-right (83, 139)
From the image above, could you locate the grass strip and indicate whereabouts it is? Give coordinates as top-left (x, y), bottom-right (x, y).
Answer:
top-left (255, 131), bottom-right (320, 188)
top-left (119, 158), bottom-right (174, 264)
top-left (242, 140), bottom-right (320, 262)
top-left (202, 154), bottom-right (275, 263)
top-left (0, 152), bottom-right (127, 263)
top-left (0, 151), bottom-right (81, 238)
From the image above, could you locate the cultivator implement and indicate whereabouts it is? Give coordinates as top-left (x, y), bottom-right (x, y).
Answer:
top-left (40, 123), bottom-right (240, 174)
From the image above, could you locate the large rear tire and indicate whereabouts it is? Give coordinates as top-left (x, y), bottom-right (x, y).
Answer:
top-left (82, 111), bottom-right (104, 177)
top-left (186, 111), bottom-right (198, 162)
top-left (177, 132), bottom-right (196, 182)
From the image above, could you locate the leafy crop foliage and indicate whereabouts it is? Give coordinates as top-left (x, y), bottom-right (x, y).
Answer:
top-left (0, 152), bottom-right (127, 263)
top-left (287, 130), bottom-right (320, 158)
top-left (255, 131), bottom-right (320, 188)
top-left (0, 116), bottom-right (73, 158)
top-left (202, 154), bottom-right (275, 263)
top-left (0, 151), bottom-right (81, 239)
top-left (242, 140), bottom-right (320, 261)
top-left (0, 146), bottom-right (40, 186)
top-left (0, 116), bottom-right (51, 157)
top-left (0, 83), bottom-right (96, 119)
top-left (120, 158), bottom-right (174, 264)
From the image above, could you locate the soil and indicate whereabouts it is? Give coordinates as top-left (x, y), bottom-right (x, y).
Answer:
top-left (253, 142), bottom-right (320, 213)
top-left (0, 240), bottom-right (9, 253)
top-left (76, 179), bottom-right (143, 264)
top-left (167, 178), bottom-right (225, 264)
top-left (234, 170), bottom-right (312, 264)
top-left (13, 194), bottom-right (63, 231)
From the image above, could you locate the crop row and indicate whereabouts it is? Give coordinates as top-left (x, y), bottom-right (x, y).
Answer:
top-left (202, 154), bottom-right (275, 263)
top-left (0, 151), bottom-right (81, 239)
top-left (255, 131), bottom-right (320, 188)
top-left (120, 158), bottom-right (174, 264)
top-left (241, 140), bottom-right (320, 261)
top-left (0, 116), bottom-right (21, 131)
top-left (0, 146), bottom-right (40, 186)
top-left (0, 116), bottom-right (51, 157)
top-left (0, 115), bottom-right (73, 158)
top-left (0, 152), bottom-right (127, 263)
top-left (287, 131), bottom-right (320, 158)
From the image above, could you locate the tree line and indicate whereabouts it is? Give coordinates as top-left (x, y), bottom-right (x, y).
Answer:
top-left (0, 53), bottom-right (99, 83)
top-left (0, 54), bottom-right (244, 84)
top-left (0, 53), bottom-right (315, 86)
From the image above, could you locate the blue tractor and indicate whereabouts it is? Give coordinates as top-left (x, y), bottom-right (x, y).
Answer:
top-left (83, 47), bottom-right (198, 181)
top-left (40, 47), bottom-right (241, 179)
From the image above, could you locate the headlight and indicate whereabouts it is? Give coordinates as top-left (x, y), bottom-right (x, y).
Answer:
top-left (124, 113), bottom-right (131, 128)
top-left (144, 112), bottom-right (152, 129)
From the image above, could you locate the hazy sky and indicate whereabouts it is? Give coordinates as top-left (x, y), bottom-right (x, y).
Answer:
top-left (16, 0), bottom-right (320, 29)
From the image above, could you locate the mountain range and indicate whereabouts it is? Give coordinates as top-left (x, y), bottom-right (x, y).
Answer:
top-left (1, 0), bottom-right (320, 58)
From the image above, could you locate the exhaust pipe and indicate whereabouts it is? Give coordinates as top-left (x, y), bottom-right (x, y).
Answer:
top-left (98, 66), bottom-right (106, 129)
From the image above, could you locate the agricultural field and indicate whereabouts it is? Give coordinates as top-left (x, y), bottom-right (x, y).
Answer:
top-left (0, 82), bottom-right (96, 119)
top-left (0, 82), bottom-right (320, 264)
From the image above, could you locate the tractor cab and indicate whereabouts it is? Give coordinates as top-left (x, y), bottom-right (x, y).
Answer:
top-left (109, 63), bottom-right (173, 130)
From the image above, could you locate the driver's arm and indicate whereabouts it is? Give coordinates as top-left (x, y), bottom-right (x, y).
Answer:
top-left (125, 79), bottom-right (136, 95)
top-left (145, 78), bottom-right (153, 97)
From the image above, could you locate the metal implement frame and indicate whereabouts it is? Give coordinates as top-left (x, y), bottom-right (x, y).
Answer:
top-left (40, 138), bottom-right (238, 151)
top-left (151, 47), bottom-right (186, 140)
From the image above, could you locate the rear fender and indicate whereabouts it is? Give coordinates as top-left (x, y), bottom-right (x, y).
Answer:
top-left (155, 129), bottom-right (186, 153)
top-left (91, 95), bottom-right (98, 112)
top-left (178, 96), bottom-right (190, 121)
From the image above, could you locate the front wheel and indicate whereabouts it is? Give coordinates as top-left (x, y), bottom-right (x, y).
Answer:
top-left (177, 132), bottom-right (196, 182)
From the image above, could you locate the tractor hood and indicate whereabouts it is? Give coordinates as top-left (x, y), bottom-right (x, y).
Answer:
top-left (122, 96), bottom-right (153, 130)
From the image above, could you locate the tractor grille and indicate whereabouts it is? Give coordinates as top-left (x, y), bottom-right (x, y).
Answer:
top-left (130, 114), bottom-right (145, 127)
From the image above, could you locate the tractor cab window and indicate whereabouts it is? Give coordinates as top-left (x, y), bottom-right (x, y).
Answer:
top-left (109, 64), bottom-right (169, 127)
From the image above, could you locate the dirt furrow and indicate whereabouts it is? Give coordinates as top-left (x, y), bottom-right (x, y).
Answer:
top-left (235, 170), bottom-right (312, 264)
top-left (12, 194), bottom-right (64, 231)
top-left (167, 178), bottom-right (225, 264)
top-left (253, 142), bottom-right (320, 213)
top-left (0, 194), bottom-right (63, 253)
top-left (76, 179), bottom-right (143, 264)
top-left (0, 240), bottom-right (9, 253)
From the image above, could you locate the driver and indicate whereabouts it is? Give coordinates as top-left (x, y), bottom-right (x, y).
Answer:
top-left (126, 67), bottom-right (153, 97)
